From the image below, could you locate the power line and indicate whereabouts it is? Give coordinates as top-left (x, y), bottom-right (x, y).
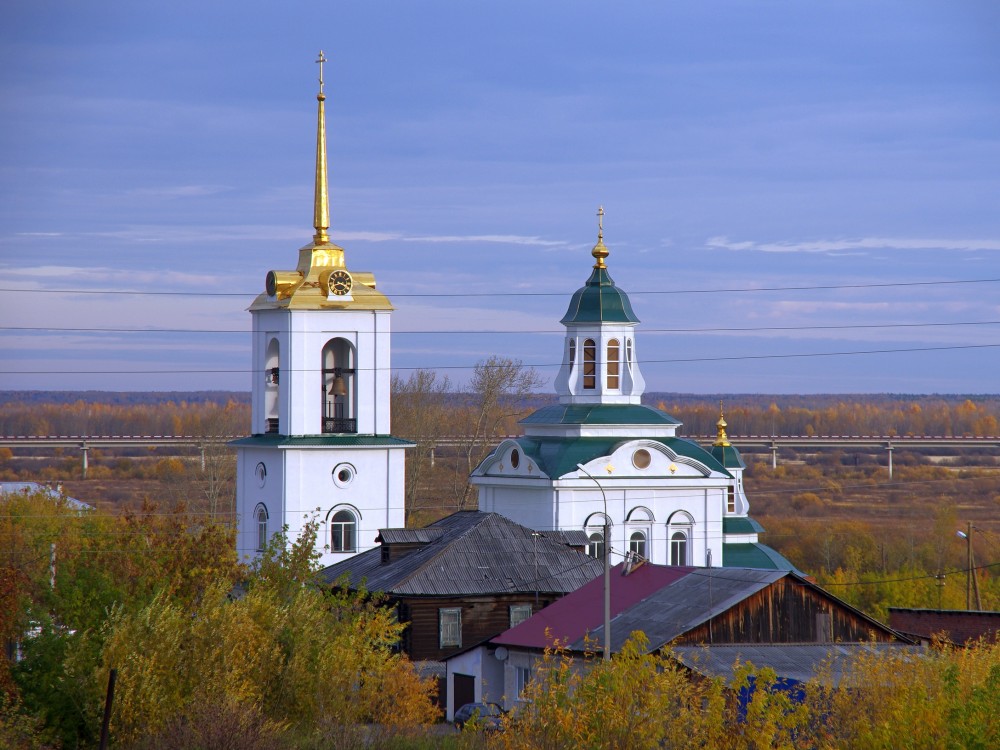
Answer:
top-left (3, 342), bottom-right (999, 376)
top-left (5, 320), bottom-right (1000, 336)
top-left (2, 277), bottom-right (999, 299)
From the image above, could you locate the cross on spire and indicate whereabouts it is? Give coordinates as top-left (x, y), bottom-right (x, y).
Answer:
top-left (597, 205), bottom-right (605, 242)
top-left (316, 50), bottom-right (327, 94)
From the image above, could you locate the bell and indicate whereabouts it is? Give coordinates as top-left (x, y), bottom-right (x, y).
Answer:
top-left (328, 375), bottom-right (347, 396)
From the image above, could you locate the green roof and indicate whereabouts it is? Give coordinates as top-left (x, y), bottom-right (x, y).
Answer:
top-left (710, 443), bottom-right (746, 470)
top-left (229, 434), bottom-right (414, 448)
top-left (722, 542), bottom-right (801, 573)
top-left (722, 516), bottom-right (766, 535)
top-left (511, 435), bottom-right (730, 479)
top-left (561, 266), bottom-right (640, 324)
top-left (521, 403), bottom-right (680, 426)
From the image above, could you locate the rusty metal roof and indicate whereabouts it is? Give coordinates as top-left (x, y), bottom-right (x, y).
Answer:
top-left (318, 511), bottom-right (603, 597)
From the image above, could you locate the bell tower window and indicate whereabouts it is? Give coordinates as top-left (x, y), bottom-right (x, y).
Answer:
top-left (568, 338), bottom-right (576, 373)
top-left (322, 338), bottom-right (357, 434)
top-left (607, 339), bottom-right (620, 389)
top-left (582, 339), bottom-right (596, 390)
top-left (264, 337), bottom-right (280, 434)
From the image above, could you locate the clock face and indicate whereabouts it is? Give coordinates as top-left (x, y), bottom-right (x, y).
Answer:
top-left (327, 269), bottom-right (353, 296)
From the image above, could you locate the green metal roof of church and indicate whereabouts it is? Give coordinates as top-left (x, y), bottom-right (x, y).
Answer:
top-left (521, 403), bottom-right (680, 426)
top-left (711, 442), bottom-right (747, 470)
top-left (723, 542), bottom-right (801, 573)
top-left (722, 516), bottom-right (766, 535)
top-left (512, 435), bottom-right (731, 479)
top-left (560, 266), bottom-right (640, 325)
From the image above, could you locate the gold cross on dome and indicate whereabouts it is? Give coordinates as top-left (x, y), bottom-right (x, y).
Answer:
top-left (597, 205), bottom-right (605, 241)
top-left (316, 50), bottom-right (327, 93)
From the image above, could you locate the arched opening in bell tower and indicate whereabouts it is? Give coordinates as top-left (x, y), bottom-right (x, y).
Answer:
top-left (321, 337), bottom-right (357, 433)
top-left (264, 337), bottom-right (280, 434)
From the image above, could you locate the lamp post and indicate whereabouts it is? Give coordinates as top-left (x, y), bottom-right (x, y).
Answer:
top-left (956, 523), bottom-right (982, 611)
top-left (577, 463), bottom-right (611, 661)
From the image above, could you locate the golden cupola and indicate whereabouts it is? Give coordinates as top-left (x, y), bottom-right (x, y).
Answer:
top-left (251, 51), bottom-right (392, 312)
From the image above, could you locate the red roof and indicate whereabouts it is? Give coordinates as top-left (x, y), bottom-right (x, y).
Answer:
top-left (493, 562), bottom-right (692, 649)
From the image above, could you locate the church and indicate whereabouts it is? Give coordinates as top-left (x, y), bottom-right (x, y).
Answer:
top-left (232, 55), bottom-right (411, 567)
top-left (234, 59), bottom-right (793, 574)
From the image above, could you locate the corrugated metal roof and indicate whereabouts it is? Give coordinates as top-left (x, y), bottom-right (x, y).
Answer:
top-left (377, 528), bottom-right (444, 544)
top-left (582, 567), bottom-right (786, 652)
top-left (673, 642), bottom-right (923, 686)
top-left (318, 511), bottom-right (603, 597)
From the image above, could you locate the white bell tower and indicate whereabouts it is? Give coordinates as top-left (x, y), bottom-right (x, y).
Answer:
top-left (233, 53), bottom-right (410, 567)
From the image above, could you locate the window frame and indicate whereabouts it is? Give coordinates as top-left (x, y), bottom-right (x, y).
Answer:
top-left (255, 504), bottom-right (269, 552)
top-left (606, 338), bottom-right (620, 389)
top-left (582, 339), bottom-right (596, 389)
top-left (670, 530), bottom-right (688, 566)
top-left (439, 607), bottom-right (462, 648)
top-left (629, 530), bottom-right (647, 559)
top-left (509, 604), bottom-right (532, 628)
top-left (330, 509), bottom-right (357, 553)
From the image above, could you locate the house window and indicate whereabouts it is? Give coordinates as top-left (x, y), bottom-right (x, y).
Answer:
top-left (583, 339), bottom-right (596, 389)
top-left (514, 665), bottom-right (533, 698)
top-left (439, 608), bottom-right (462, 648)
top-left (629, 531), bottom-right (646, 559)
top-left (255, 505), bottom-right (269, 552)
top-left (587, 531), bottom-right (605, 560)
top-left (606, 339), bottom-right (620, 389)
top-left (330, 510), bottom-right (357, 553)
top-left (727, 485), bottom-right (736, 514)
top-left (568, 339), bottom-right (576, 373)
top-left (670, 531), bottom-right (688, 566)
top-left (510, 604), bottom-right (532, 628)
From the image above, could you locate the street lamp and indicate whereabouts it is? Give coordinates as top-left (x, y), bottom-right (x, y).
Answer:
top-left (956, 523), bottom-right (982, 611)
top-left (577, 463), bottom-right (611, 661)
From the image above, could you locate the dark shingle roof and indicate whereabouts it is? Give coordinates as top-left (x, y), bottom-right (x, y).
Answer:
top-left (318, 511), bottom-right (603, 597)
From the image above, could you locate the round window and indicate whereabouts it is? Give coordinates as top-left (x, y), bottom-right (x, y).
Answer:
top-left (255, 462), bottom-right (267, 487)
top-left (332, 464), bottom-right (355, 487)
top-left (510, 449), bottom-right (520, 469)
top-left (632, 449), bottom-right (651, 469)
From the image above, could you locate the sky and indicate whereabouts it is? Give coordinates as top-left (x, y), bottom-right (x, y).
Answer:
top-left (1, 0), bottom-right (999, 395)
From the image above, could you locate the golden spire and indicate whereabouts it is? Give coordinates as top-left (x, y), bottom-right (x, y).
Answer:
top-left (313, 50), bottom-right (330, 246)
top-left (714, 401), bottom-right (731, 447)
top-left (591, 205), bottom-right (609, 269)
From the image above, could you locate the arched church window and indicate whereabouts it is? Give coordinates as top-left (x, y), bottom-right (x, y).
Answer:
top-left (583, 339), bottom-right (596, 389)
top-left (607, 339), bottom-right (620, 389)
top-left (255, 504), bottom-right (269, 552)
top-left (322, 338), bottom-right (357, 434)
top-left (587, 531), bottom-right (605, 560)
top-left (330, 510), bottom-right (357, 553)
top-left (568, 339), bottom-right (576, 373)
top-left (629, 531), bottom-right (646, 558)
top-left (670, 531), bottom-right (688, 566)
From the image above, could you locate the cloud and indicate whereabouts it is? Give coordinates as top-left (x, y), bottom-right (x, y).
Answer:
top-left (706, 236), bottom-right (1000, 254)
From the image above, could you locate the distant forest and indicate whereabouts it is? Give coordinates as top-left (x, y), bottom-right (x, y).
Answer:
top-left (1, 390), bottom-right (998, 437)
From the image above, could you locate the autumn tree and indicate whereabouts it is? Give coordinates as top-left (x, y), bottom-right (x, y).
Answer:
top-left (453, 356), bottom-right (544, 509)
top-left (391, 369), bottom-right (452, 524)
